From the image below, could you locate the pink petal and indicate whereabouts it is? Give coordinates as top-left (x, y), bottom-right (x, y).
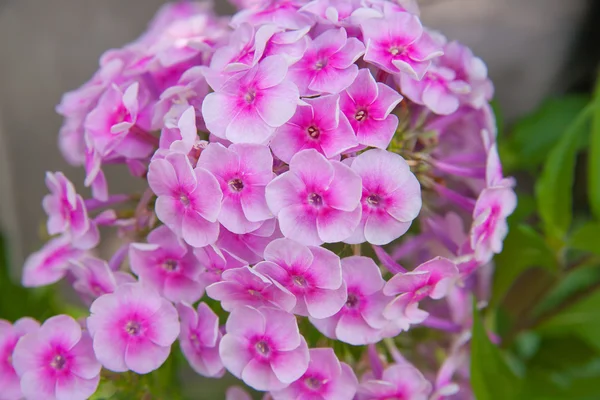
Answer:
top-left (325, 161), bottom-right (362, 211)
top-left (255, 55), bottom-right (288, 89)
top-left (147, 300), bottom-right (180, 346)
top-left (305, 246), bottom-right (342, 289)
top-left (182, 210), bottom-right (219, 247)
top-left (226, 306), bottom-right (267, 338)
top-left (329, 37), bottom-right (365, 69)
top-left (264, 238), bottom-right (314, 272)
top-left (241, 186), bottom-right (273, 222)
top-left (255, 81), bottom-right (300, 128)
top-left (263, 307), bottom-right (302, 351)
top-left (345, 68), bottom-right (378, 105)
top-left (279, 205), bottom-right (320, 246)
top-left (364, 211), bottom-right (412, 245)
top-left (125, 339), bottom-right (170, 374)
top-left (305, 285), bottom-right (347, 319)
top-left (92, 330), bottom-right (127, 372)
top-left (383, 271), bottom-right (430, 296)
top-left (317, 206), bottom-right (361, 243)
top-left (227, 107), bottom-right (275, 144)
top-left (242, 358), bottom-right (287, 391)
top-left (310, 64), bottom-right (359, 94)
top-left (19, 370), bottom-right (56, 400)
top-left (270, 338), bottom-right (310, 383)
top-left (192, 167), bottom-right (222, 222)
top-left (342, 256), bottom-right (384, 295)
top-left (422, 83), bottom-right (459, 115)
top-left (69, 335), bottom-right (101, 380)
top-left (289, 149), bottom-right (335, 188)
top-left (56, 374), bottom-right (100, 400)
top-left (202, 92), bottom-right (241, 139)
top-left (220, 334), bottom-right (254, 378)
top-left (336, 313), bottom-right (381, 345)
top-left (265, 171), bottom-right (304, 215)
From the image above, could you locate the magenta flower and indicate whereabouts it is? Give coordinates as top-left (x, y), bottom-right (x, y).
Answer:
top-left (71, 256), bottom-right (135, 301)
top-left (148, 152), bottom-right (222, 247)
top-left (345, 149), bottom-right (422, 245)
top-left (255, 238), bottom-right (346, 319)
top-left (206, 266), bottom-right (296, 312)
top-left (384, 257), bottom-right (458, 324)
top-left (43, 172), bottom-right (99, 250)
top-left (265, 149), bottom-right (362, 245)
top-left (287, 27), bottom-right (364, 96)
top-left (12, 315), bottom-right (101, 400)
top-left (87, 283), bottom-right (180, 374)
top-left (311, 256), bottom-right (390, 345)
top-left (220, 306), bottom-right (309, 391)
top-left (340, 69), bottom-right (403, 149)
top-left (272, 347), bottom-right (358, 400)
top-left (194, 244), bottom-right (248, 287)
top-left (202, 55), bottom-right (299, 144)
top-left (129, 225), bottom-right (205, 303)
top-left (177, 302), bottom-right (224, 378)
top-left (197, 143), bottom-right (274, 234)
top-left (217, 219), bottom-right (283, 264)
top-left (357, 364), bottom-right (432, 400)
top-left (361, 11), bottom-right (442, 79)
top-left (22, 237), bottom-right (84, 287)
top-left (471, 186), bottom-right (517, 263)
top-left (0, 318), bottom-right (39, 400)
top-left (270, 95), bottom-right (358, 163)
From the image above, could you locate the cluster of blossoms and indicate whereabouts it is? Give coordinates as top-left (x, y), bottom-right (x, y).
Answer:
top-left (1, 0), bottom-right (516, 399)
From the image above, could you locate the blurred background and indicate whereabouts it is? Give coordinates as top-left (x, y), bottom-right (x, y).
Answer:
top-left (0, 0), bottom-right (598, 273)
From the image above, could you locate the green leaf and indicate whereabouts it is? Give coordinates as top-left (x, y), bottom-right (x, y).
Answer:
top-left (588, 77), bottom-right (600, 219)
top-left (503, 95), bottom-right (589, 172)
top-left (569, 222), bottom-right (600, 256)
top-left (471, 303), bottom-right (522, 400)
top-left (535, 104), bottom-right (592, 241)
top-left (491, 224), bottom-right (557, 307)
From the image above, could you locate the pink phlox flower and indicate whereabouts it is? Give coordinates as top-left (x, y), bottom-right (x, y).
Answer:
top-left (287, 28), bottom-right (365, 96)
top-left (197, 142), bottom-right (274, 234)
top-left (231, 0), bottom-right (314, 30)
top-left (202, 55), bottom-right (299, 144)
top-left (300, 0), bottom-right (364, 27)
top-left (129, 225), bottom-right (205, 303)
top-left (206, 266), bottom-right (296, 312)
top-left (71, 256), bottom-right (135, 302)
top-left (12, 315), bottom-right (101, 400)
top-left (310, 256), bottom-right (390, 345)
top-left (400, 63), bottom-right (470, 116)
top-left (357, 364), bottom-right (432, 400)
top-left (265, 149), bottom-right (362, 246)
top-left (194, 244), bottom-right (248, 286)
top-left (156, 106), bottom-right (199, 157)
top-left (147, 151), bottom-right (222, 247)
top-left (340, 68), bottom-right (403, 149)
top-left (270, 94), bottom-right (358, 163)
top-left (470, 186), bottom-right (517, 264)
top-left (485, 142), bottom-right (516, 188)
top-left (262, 26), bottom-right (311, 65)
top-left (383, 257), bottom-right (459, 325)
top-left (22, 236), bottom-right (85, 287)
top-left (272, 347), bottom-right (358, 400)
top-left (43, 172), bottom-right (100, 250)
top-left (177, 302), bottom-right (225, 378)
top-left (345, 149), bottom-right (422, 245)
top-left (361, 9), bottom-right (442, 79)
top-left (87, 283), bottom-right (180, 374)
top-left (217, 219), bottom-right (283, 264)
top-left (0, 318), bottom-right (40, 400)
top-left (255, 238), bottom-right (346, 318)
top-left (219, 306), bottom-right (309, 391)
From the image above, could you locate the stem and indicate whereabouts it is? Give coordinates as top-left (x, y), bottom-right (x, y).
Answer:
top-left (85, 194), bottom-right (132, 212)
top-left (352, 244), bottom-right (361, 256)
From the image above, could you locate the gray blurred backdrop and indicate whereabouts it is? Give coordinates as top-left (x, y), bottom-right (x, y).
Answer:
top-left (0, 0), bottom-right (589, 275)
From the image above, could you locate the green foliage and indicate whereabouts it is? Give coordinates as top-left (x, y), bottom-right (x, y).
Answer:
top-left (588, 79), bottom-right (600, 220)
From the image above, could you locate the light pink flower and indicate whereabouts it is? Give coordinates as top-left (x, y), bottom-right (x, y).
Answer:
top-left (156, 106), bottom-right (200, 156)
top-left (177, 302), bottom-right (224, 377)
top-left (310, 256), bottom-right (390, 345)
top-left (0, 318), bottom-right (39, 400)
top-left (70, 256), bottom-right (135, 301)
top-left (357, 364), bottom-right (432, 400)
top-left (206, 266), bottom-right (296, 312)
top-left (129, 225), bottom-right (205, 303)
top-left (345, 149), bottom-right (421, 245)
top-left (22, 237), bottom-right (85, 287)
top-left (361, 11), bottom-right (442, 79)
top-left (255, 238), bottom-right (346, 319)
top-left (12, 315), bottom-right (101, 400)
top-left (194, 244), bottom-right (248, 286)
top-left (202, 55), bottom-right (299, 144)
top-left (340, 69), bottom-right (403, 149)
top-left (272, 347), bottom-right (358, 400)
top-left (470, 186), bottom-right (517, 264)
top-left (148, 152), bottom-right (222, 247)
top-left (43, 172), bottom-right (99, 250)
top-left (287, 28), bottom-right (364, 95)
top-left (87, 283), bottom-right (180, 374)
top-left (231, 0), bottom-right (314, 30)
top-left (270, 95), bottom-right (357, 163)
top-left (265, 149), bottom-right (362, 245)
top-left (217, 219), bottom-right (282, 264)
top-left (197, 143), bottom-right (274, 233)
top-left (300, 0), bottom-right (364, 27)
top-left (384, 257), bottom-right (458, 324)
top-left (220, 306), bottom-right (309, 391)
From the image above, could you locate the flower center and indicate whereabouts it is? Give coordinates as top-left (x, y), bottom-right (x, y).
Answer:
top-left (228, 178), bottom-right (245, 192)
top-left (180, 194), bottom-right (190, 207)
top-left (415, 284), bottom-right (433, 298)
top-left (125, 321), bottom-right (142, 336)
top-left (293, 275), bottom-right (306, 287)
top-left (307, 192), bottom-right (323, 207)
top-left (315, 60), bottom-right (327, 70)
top-left (355, 109), bottom-right (367, 121)
top-left (307, 125), bottom-right (320, 139)
top-left (367, 194), bottom-right (381, 206)
top-left (255, 340), bottom-right (270, 357)
top-left (305, 376), bottom-right (323, 390)
top-left (244, 90), bottom-right (256, 104)
top-left (345, 293), bottom-right (359, 309)
top-left (389, 46), bottom-right (404, 56)
top-left (50, 354), bottom-right (66, 370)
top-left (162, 259), bottom-right (178, 271)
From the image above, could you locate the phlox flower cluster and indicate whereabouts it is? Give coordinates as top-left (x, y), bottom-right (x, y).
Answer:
top-left (3, 1), bottom-right (516, 399)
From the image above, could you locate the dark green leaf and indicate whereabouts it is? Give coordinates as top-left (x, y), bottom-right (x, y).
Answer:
top-left (588, 77), bottom-right (600, 219)
top-left (471, 303), bottom-right (522, 400)
top-left (535, 104), bottom-right (592, 241)
top-left (569, 222), bottom-right (600, 256)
